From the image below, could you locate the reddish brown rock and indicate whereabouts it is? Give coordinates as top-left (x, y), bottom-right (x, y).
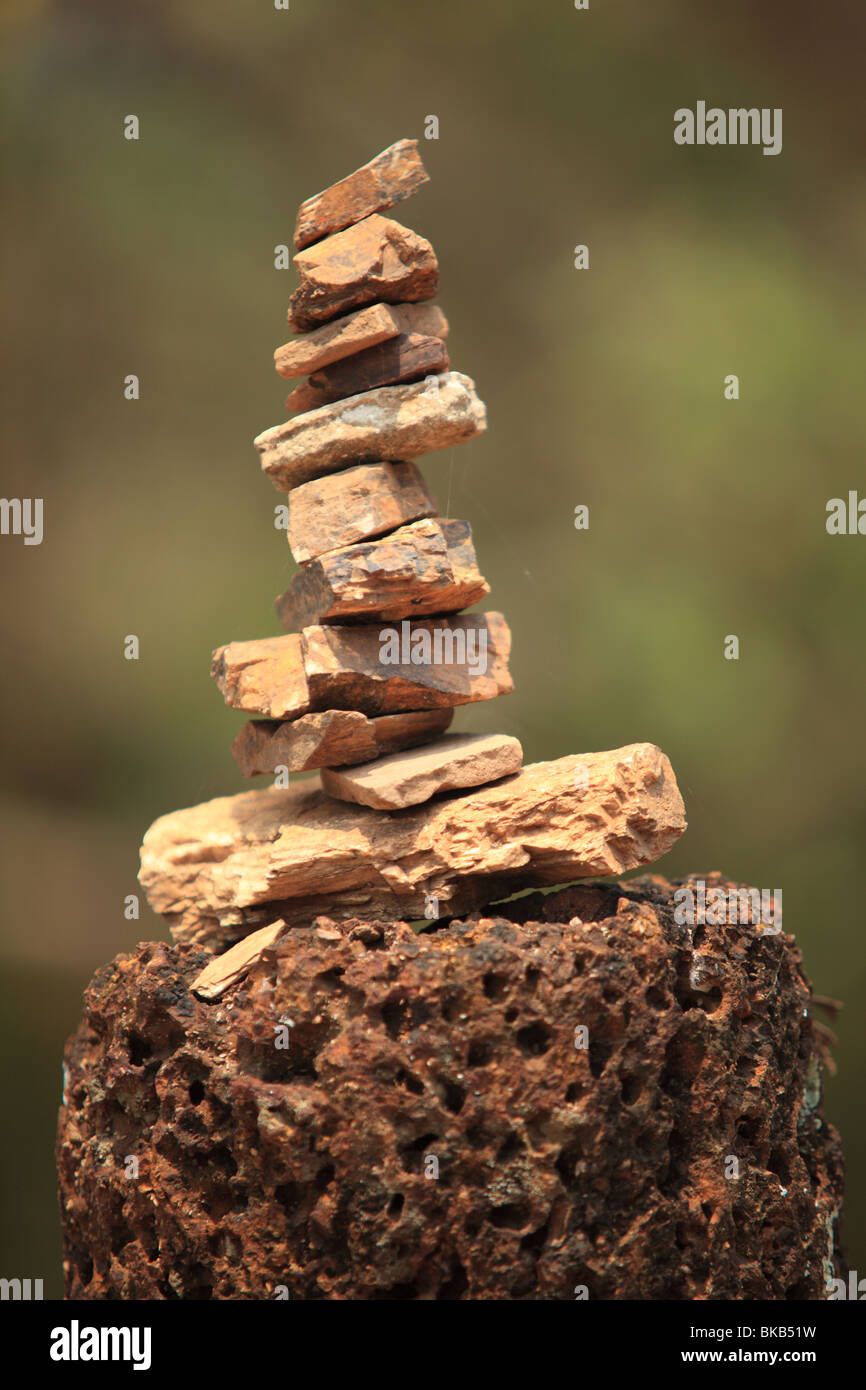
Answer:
top-left (211, 634), bottom-right (309, 720)
top-left (232, 708), bottom-right (453, 776)
top-left (138, 744), bottom-right (685, 948)
top-left (211, 613), bottom-right (509, 720)
top-left (294, 139), bottom-right (429, 252)
top-left (288, 215), bottom-right (438, 332)
top-left (255, 372), bottom-right (486, 492)
top-left (286, 333), bottom-right (449, 414)
top-left (286, 462), bottom-right (439, 564)
top-left (321, 732), bottom-right (523, 810)
top-left (275, 519), bottom-right (489, 628)
top-left (275, 302), bottom-right (449, 379)
top-left (302, 612), bottom-right (512, 716)
top-left (57, 874), bottom-right (843, 1299)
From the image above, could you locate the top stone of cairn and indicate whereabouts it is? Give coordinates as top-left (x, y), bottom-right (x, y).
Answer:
top-left (293, 138), bottom-right (430, 252)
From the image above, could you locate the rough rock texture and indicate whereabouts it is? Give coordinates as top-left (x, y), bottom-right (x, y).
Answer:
top-left (286, 461), bottom-right (439, 564)
top-left (275, 519), bottom-right (488, 628)
top-left (286, 332), bottom-right (449, 414)
top-left (255, 372), bottom-right (486, 492)
top-left (57, 874), bottom-right (845, 1300)
top-left (288, 215), bottom-right (439, 332)
top-left (321, 732), bottom-right (523, 810)
top-left (275, 303), bottom-right (449, 379)
top-left (293, 138), bottom-right (429, 251)
top-left (211, 634), bottom-right (310, 721)
top-left (212, 613), bottom-right (511, 720)
top-left (232, 708), bottom-right (453, 777)
top-left (138, 744), bottom-right (686, 949)
top-left (302, 612), bottom-right (512, 714)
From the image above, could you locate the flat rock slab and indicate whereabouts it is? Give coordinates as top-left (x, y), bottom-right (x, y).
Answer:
top-left (286, 461), bottom-right (439, 564)
top-left (190, 919), bottom-right (287, 1001)
top-left (256, 371), bottom-right (486, 492)
top-left (138, 743), bottom-right (688, 949)
top-left (211, 633), bottom-right (310, 721)
top-left (232, 708), bottom-right (453, 776)
top-left (286, 332), bottom-right (449, 414)
top-left (288, 215), bottom-right (438, 332)
top-left (275, 518), bottom-right (488, 628)
top-left (275, 302), bottom-right (449, 380)
top-left (212, 613), bottom-right (511, 720)
top-left (294, 138), bottom-right (429, 251)
top-left (321, 732), bottom-right (523, 810)
top-left (303, 612), bottom-right (512, 715)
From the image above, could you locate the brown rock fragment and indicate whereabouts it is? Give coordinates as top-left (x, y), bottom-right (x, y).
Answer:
top-left (286, 461), bottom-right (439, 564)
top-left (321, 732), bottom-right (523, 810)
top-left (138, 744), bottom-right (686, 948)
top-left (232, 708), bottom-right (453, 776)
top-left (274, 302), bottom-right (449, 379)
top-left (293, 139), bottom-right (429, 251)
top-left (255, 372), bottom-right (486, 492)
top-left (301, 612), bottom-right (512, 715)
top-left (286, 332), bottom-right (449, 414)
top-left (211, 634), bottom-right (309, 720)
top-left (275, 519), bottom-right (489, 627)
top-left (60, 873), bottom-right (842, 1299)
top-left (288, 215), bottom-right (438, 332)
top-left (190, 919), bottom-right (287, 1001)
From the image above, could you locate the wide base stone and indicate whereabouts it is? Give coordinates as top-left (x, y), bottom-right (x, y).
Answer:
top-left (56, 873), bottom-right (844, 1300)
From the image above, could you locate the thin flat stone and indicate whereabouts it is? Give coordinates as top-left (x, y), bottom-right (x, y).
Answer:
top-left (321, 733), bottom-right (524, 810)
top-left (288, 214), bottom-right (438, 332)
top-left (255, 372), bottom-right (486, 493)
top-left (286, 462), bottom-right (439, 564)
top-left (286, 332), bottom-right (449, 414)
top-left (301, 612), bottom-right (512, 715)
top-left (211, 634), bottom-right (310, 720)
top-left (274, 302), bottom-right (449, 380)
top-left (212, 613), bottom-right (510, 720)
top-left (191, 919), bottom-right (288, 1001)
top-left (138, 745), bottom-right (689, 948)
top-left (294, 139), bottom-right (429, 252)
top-left (232, 708), bottom-right (453, 776)
top-left (275, 519), bottom-right (488, 628)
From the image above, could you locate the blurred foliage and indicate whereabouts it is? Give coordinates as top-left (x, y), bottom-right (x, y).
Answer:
top-left (1, 0), bottom-right (864, 1296)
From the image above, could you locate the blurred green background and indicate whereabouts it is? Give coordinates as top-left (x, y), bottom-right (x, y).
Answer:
top-left (1, 0), bottom-right (864, 1298)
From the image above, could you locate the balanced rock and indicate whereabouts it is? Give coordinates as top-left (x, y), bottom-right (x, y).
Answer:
top-left (138, 744), bottom-right (687, 949)
top-left (210, 633), bottom-right (309, 721)
top-left (274, 302), bottom-right (449, 379)
top-left (286, 461), bottom-right (438, 563)
top-left (256, 371), bottom-right (486, 492)
top-left (321, 732), bottom-right (523, 810)
top-left (288, 215), bottom-right (438, 332)
top-left (293, 138), bottom-right (429, 251)
top-left (303, 613), bottom-right (512, 715)
top-left (275, 519), bottom-right (489, 628)
top-left (212, 614), bottom-right (511, 720)
top-left (232, 708), bottom-right (453, 776)
top-left (286, 332), bottom-right (449, 414)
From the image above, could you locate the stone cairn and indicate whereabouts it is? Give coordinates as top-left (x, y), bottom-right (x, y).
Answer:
top-left (137, 139), bottom-right (690, 962)
top-left (56, 143), bottom-right (845, 1303)
top-left (218, 138), bottom-right (520, 812)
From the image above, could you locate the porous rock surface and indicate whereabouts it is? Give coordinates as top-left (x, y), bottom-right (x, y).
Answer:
top-left (57, 873), bottom-right (844, 1300)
